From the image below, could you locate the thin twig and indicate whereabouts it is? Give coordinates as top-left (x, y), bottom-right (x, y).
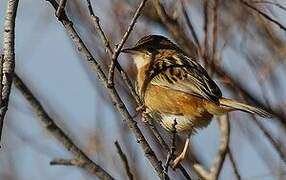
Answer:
top-left (146, 120), bottom-right (192, 179)
top-left (0, 54), bottom-right (3, 118)
top-left (163, 119), bottom-right (177, 175)
top-left (107, 0), bottom-right (147, 86)
top-left (209, 0), bottom-right (220, 75)
top-left (211, 0), bottom-right (219, 62)
top-left (180, 0), bottom-right (201, 50)
top-left (252, 0), bottom-right (286, 12)
top-left (228, 147), bottom-right (241, 180)
top-left (210, 115), bottom-right (230, 179)
top-left (45, 1), bottom-right (167, 179)
top-left (50, 158), bottom-right (82, 166)
top-left (115, 141), bottom-right (134, 180)
top-left (1, 0), bottom-right (19, 146)
top-left (56, 0), bottom-right (67, 19)
top-left (85, 0), bottom-right (142, 110)
top-left (86, 0), bottom-right (114, 55)
top-left (14, 74), bottom-right (114, 180)
top-left (203, 0), bottom-right (209, 64)
top-left (240, 0), bottom-right (286, 32)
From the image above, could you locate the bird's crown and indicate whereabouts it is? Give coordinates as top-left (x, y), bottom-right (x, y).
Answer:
top-left (135, 35), bottom-right (173, 47)
top-left (122, 35), bottom-right (182, 53)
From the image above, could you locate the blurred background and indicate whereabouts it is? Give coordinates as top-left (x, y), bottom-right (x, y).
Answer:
top-left (0, 0), bottom-right (286, 179)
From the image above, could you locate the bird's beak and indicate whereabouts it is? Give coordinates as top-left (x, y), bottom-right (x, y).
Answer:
top-left (121, 48), bottom-right (137, 54)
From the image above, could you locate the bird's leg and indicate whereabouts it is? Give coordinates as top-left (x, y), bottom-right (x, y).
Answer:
top-left (172, 137), bottom-right (190, 169)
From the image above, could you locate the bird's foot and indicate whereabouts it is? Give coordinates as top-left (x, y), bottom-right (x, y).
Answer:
top-left (171, 154), bottom-right (184, 169)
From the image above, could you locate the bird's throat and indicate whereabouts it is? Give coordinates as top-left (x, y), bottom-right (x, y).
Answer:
top-left (133, 54), bottom-right (151, 99)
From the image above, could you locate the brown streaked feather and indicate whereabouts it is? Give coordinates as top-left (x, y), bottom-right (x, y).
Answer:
top-left (148, 54), bottom-right (222, 103)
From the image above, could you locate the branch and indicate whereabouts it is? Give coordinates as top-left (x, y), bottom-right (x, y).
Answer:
top-left (210, 115), bottom-right (230, 178)
top-left (211, 0), bottom-right (219, 62)
top-left (228, 147), bottom-right (241, 180)
top-left (203, 0), bottom-right (209, 64)
top-left (180, 0), bottom-right (201, 50)
top-left (56, 0), bottom-right (67, 19)
top-left (85, 0), bottom-right (141, 107)
top-left (115, 141), bottom-right (134, 180)
top-left (44, 1), bottom-right (167, 179)
top-left (193, 114), bottom-right (230, 180)
top-left (107, 0), bottom-right (147, 86)
top-left (86, 0), bottom-right (113, 55)
top-left (146, 118), bottom-right (192, 179)
top-left (50, 158), bottom-right (82, 166)
top-left (252, 0), bottom-right (286, 12)
top-left (0, 0), bottom-right (19, 146)
top-left (13, 74), bottom-right (114, 180)
top-left (240, 0), bottom-right (286, 32)
top-left (0, 55), bottom-right (3, 118)
top-left (163, 119), bottom-right (177, 174)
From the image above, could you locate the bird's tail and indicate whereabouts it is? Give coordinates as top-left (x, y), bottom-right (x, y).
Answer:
top-left (218, 98), bottom-right (272, 118)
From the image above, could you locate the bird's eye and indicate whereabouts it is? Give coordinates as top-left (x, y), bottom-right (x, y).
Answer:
top-left (146, 46), bottom-right (155, 53)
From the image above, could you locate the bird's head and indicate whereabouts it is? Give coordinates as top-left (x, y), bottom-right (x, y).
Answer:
top-left (122, 35), bottom-right (183, 69)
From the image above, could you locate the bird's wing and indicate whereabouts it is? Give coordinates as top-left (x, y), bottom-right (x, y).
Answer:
top-left (149, 54), bottom-right (222, 103)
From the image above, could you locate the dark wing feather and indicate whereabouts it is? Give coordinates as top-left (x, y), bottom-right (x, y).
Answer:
top-left (149, 54), bottom-right (222, 103)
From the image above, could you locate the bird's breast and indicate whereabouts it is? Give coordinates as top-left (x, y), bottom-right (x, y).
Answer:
top-left (144, 84), bottom-right (214, 134)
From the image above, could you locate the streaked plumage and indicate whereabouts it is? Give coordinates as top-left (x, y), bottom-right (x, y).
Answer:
top-left (149, 54), bottom-right (222, 103)
top-left (122, 35), bottom-right (272, 167)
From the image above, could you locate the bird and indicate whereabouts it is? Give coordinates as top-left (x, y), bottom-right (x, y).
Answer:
top-left (121, 35), bottom-right (272, 168)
